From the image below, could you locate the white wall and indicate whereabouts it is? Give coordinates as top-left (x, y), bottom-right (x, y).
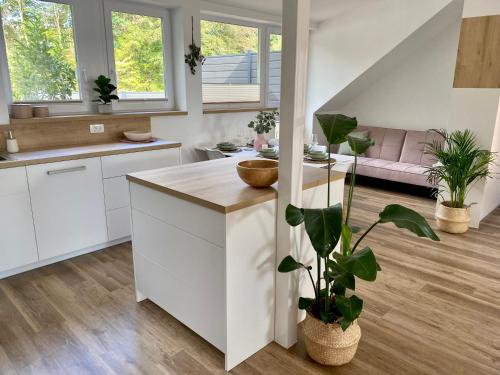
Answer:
top-left (455, 0), bottom-right (500, 224)
top-left (463, 0), bottom-right (500, 17)
top-left (305, 0), bottom-right (456, 136)
top-left (320, 11), bottom-right (461, 131)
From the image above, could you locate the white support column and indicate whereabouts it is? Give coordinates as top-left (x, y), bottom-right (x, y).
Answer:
top-left (275, 0), bottom-right (311, 348)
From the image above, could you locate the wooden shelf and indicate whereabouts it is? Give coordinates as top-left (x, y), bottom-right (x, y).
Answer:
top-left (203, 107), bottom-right (277, 115)
top-left (3, 110), bottom-right (188, 126)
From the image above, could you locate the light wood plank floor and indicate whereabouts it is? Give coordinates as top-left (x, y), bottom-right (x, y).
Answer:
top-left (1, 185), bottom-right (499, 374)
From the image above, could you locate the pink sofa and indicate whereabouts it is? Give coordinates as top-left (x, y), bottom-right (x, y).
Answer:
top-left (350, 126), bottom-right (442, 187)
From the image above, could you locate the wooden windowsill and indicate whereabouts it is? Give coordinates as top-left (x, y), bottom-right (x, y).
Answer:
top-left (3, 110), bottom-right (188, 126)
top-left (203, 107), bottom-right (277, 115)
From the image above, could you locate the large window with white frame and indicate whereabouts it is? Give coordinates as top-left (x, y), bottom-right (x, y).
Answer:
top-left (103, 0), bottom-right (173, 107)
top-left (200, 18), bottom-right (261, 105)
top-left (0, 0), bottom-right (174, 114)
top-left (0, 0), bottom-right (80, 102)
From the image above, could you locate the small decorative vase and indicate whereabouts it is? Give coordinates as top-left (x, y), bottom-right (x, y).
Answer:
top-left (435, 201), bottom-right (470, 234)
top-left (303, 313), bottom-right (361, 366)
top-left (254, 133), bottom-right (267, 151)
top-left (97, 103), bottom-right (113, 114)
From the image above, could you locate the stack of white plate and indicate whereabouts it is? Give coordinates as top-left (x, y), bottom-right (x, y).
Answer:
top-left (259, 148), bottom-right (279, 159)
top-left (217, 142), bottom-right (238, 152)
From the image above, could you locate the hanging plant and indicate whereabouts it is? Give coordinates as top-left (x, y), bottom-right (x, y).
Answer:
top-left (184, 16), bottom-right (205, 75)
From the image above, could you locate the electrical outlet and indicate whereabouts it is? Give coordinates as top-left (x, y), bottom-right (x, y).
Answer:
top-left (89, 124), bottom-right (105, 134)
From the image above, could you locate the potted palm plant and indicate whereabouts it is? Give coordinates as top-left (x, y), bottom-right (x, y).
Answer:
top-left (94, 75), bottom-right (119, 114)
top-left (278, 114), bottom-right (440, 366)
top-left (424, 129), bottom-right (495, 233)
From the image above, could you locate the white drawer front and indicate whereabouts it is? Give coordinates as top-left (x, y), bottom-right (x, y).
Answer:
top-left (0, 167), bottom-right (29, 196)
top-left (103, 176), bottom-right (129, 210)
top-left (101, 148), bottom-right (180, 178)
top-left (27, 158), bottom-right (108, 260)
top-left (107, 206), bottom-right (131, 241)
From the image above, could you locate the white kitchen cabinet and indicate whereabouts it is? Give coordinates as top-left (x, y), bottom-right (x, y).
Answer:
top-left (27, 158), bottom-right (108, 260)
top-left (101, 148), bottom-right (180, 178)
top-left (0, 167), bottom-right (38, 272)
top-left (102, 148), bottom-right (180, 241)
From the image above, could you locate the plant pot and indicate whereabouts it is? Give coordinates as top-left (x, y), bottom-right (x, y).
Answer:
top-left (302, 313), bottom-right (361, 366)
top-left (253, 133), bottom-right (267, 151)
top-left (435, 201), bottom-right (470, 234)
top-left (97, 103), bottom-right (113, 114)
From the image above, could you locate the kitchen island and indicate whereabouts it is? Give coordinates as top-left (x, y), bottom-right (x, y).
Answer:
top-left (127, 157), bottom-right (345, 370)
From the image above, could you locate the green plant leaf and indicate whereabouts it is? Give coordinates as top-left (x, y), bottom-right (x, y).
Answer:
top-left (315, 114), bottom-right (358, 145)
top-left (335, 295), bottom-right (363, 327)
top-left (303, 204), bottom-right (343, 258)
top-left (277, 255), bottom-right (310, 273)
top-left (285, 204), bottom-right (304, 226)
top-left (379, 204), bottom-right (440, 241)
top-left (337, 247), bottom-right (378, 281)
top-left (348, 136), bottom-right (374, 155)
top-left (298, 297), bottom-right (314, 310)
top-left (339, 318), bottom-right (353, 331)
top-left (341, 224), bottom-right (352, 256)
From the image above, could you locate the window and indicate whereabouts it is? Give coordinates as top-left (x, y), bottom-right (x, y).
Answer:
top-left (0, 0), bottom-right (80, 102)
top-left (110, 11), bottom-right (166, 100)
top-left (201, 19), bottom-right (260, 104)
top-left (268, 32), bottom-right (281, 108)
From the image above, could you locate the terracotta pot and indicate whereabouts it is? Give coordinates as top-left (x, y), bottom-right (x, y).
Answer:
top-left (303, 313), bottom-right (361, 366)
top-left (435, 201), bottom-right (470, 234)
top-left (253, 133), bottom-right (267, 151)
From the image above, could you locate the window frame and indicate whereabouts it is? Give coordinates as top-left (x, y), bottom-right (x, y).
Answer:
top-left (0, 0), bottom-right (85, 107)
top-left (200, 14), bottom-right (275, 110)
top-left (102, 0), bottom-right (175, 111)
top-left (266, 27), bottom-right (282, 108)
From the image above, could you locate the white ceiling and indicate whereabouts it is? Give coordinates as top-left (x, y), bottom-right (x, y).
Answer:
top-left (203, 0), bottom-right (375, 24)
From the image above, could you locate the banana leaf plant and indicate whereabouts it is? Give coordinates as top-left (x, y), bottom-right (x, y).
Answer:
top-left (278, 114), bottom-right (440, 330)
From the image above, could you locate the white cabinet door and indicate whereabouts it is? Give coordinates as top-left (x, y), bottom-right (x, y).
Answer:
top-left (0, 167), bottom-right (38, 272)
top-left (27, 158), bottom-right (108, 260)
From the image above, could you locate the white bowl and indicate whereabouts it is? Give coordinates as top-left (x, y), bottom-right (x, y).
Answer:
top-left (123, 131), bottom-right (152, 142)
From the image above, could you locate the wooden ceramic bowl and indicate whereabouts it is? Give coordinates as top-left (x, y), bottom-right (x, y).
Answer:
top-left (236, 159), bottom-right (279, 188)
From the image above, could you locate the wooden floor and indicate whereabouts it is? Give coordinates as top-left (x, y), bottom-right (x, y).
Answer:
top-left (1, 185), bottom-right (500, 374)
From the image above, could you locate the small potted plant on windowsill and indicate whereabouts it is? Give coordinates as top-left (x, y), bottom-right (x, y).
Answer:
top-left (424, 129), bottom-right (495, 233)
top-left (277, 114), bottom-right (440, 366)
top-left (94, 75), bottom-right (119, 114)
top-left (248, 110), bottom-right (279, 151)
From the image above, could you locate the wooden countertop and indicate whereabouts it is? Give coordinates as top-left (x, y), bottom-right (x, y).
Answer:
top-left (127, 157), bottom-right (345, 214)
top-left (0, 139), bottom-right (181, 169)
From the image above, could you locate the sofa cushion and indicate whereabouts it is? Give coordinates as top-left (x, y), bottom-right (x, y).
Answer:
top-left (358, 126), bottom-right (406, 161)
top-left (400, 130), bottom-right (444, 166)
top-left (355, 159), bottom-right (431, 187)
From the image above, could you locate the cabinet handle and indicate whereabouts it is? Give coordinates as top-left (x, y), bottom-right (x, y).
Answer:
top-left (46, 166), bottom-right (87, 175)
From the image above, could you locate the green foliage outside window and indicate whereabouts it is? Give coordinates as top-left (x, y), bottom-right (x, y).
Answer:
top-left (0, 0), bottom-right (79, 101)
top-left (111, 11), bottom-right (165, 95)
top-left (201, 20), bottom-right (258, 56)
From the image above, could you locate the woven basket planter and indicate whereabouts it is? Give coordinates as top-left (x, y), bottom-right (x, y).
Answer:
top-left (435, 201), bottom-right (470, 234)
top-left (303, 313), bottom-right (361, 366)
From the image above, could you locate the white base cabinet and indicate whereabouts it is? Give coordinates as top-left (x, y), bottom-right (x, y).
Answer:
top-left (27, 157), bottom-right (108, 260)
top-left (0, 167), bottom-right (38, 272)
top-left (0, 146), bottom-right (181, 278)
top-left (102, 148), bottom-right (180, 241)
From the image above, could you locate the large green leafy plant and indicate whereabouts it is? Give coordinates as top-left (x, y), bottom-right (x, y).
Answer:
top-left (424, 129), bottom-right (495, 208)
top-left (278, 114), bottom-right (440, 330)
